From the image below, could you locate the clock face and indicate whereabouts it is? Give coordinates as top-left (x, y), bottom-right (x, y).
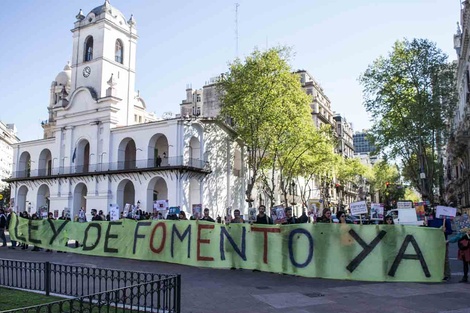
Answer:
top-left (83, 66), bottom-right (91, 78)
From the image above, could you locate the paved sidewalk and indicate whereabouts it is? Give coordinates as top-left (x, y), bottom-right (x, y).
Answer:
top-left (0, 238), bottom-right (469, 313)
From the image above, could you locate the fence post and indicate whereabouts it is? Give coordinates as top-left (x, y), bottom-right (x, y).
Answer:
top-left (45, 262), bottom-right (51, 296)
top-left (176, 274), bottom-right (181, 313)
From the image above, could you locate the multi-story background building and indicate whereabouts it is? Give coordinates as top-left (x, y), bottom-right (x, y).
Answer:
top-left (0, 122), bottom-right (19, 193)
top-left (444, 1), bottom-right (470, 214)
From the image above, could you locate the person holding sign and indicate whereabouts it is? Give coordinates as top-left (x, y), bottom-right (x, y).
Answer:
top-left (427, 209), bottom-right (453, 281)
top-left (448, 228), bottom-right (470, 283)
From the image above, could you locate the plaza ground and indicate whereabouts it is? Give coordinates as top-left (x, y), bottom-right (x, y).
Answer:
top-left (0, 233), bottom-right (468, 313)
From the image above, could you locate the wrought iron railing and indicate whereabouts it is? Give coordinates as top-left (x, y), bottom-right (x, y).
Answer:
top-left (0, 259), bottom-right (181, 312)
top-left (1, 278), bottom-right (180, 313)
top-left (11, 156), bottom-right (210, 179)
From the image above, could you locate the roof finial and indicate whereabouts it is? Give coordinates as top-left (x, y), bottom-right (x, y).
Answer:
top-left (128, 14), bottom-right (136, 26)
top-left (107, 74), bottom-right (117, 87)
top-left (457, 21), bottom-right (462, 35)
top-left (76, 9), bottom-right (85, 21)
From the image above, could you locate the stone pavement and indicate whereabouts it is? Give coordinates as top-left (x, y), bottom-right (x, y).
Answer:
top-left (0, 236), bottom-right (469, 313)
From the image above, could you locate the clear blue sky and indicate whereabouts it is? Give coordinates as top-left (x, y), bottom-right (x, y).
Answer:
top-left (0, 0), bottom-right (460, 142)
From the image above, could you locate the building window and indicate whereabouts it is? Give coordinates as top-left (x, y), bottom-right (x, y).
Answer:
top-left (196, 94), bottom-right (201, 102)
top-left (115, 39), bottom-right (123, 64)
top-left (84, 36), bottom-right (94, 62)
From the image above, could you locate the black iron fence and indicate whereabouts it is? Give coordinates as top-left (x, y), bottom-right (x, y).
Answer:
top-left (12, 156), bottom-right (210, 179)
top-left (0, 259), bottom-right (181, 312)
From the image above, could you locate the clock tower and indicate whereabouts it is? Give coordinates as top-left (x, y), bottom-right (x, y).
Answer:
top-left (70, 0), bottom-right (137, 125)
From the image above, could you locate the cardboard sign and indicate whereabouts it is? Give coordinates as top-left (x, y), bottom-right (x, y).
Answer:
top-left (154, 200), bottom-right (169, 211)
top-left (415, 202), bottom-right (426, 221)
top-left (109, 204), bottom-right (120, 221)
top-left (248, 208), bottom-right (257, 222)
top-left (192, 204), bottom-right (202, 219)
top-left (397, 201), bottom-right (413, 209)
top-left (370, 203), bottom-right (384, 220)
top-left (271, 205), bottom-right (286, 224)
top-left (350, 201), bottom-right (367, 216)
top-left (169, 206), bottom-right (181, 215)
top-left (435, 206), bottom-right (457, 219)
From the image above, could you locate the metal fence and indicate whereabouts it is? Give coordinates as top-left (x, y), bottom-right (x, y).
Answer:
top-left (0, 259), bottom-right (181, 312)
top-left (12, 156), bottom-right (210, 179)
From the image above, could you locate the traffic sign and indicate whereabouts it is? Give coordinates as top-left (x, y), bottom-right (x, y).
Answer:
top-left (0, 194), bottom-right (4, 200)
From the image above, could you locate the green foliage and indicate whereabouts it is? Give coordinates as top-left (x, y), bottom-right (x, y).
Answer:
top-left (369, 160), bottom-right (404, 206)
top-left (359, 38), bottom-right (457, 201)
top-left (218, 47), bottom-right (313, 201)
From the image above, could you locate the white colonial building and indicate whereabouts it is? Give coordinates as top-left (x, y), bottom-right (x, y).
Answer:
top-left (7, 0), bottom-right (246, 219)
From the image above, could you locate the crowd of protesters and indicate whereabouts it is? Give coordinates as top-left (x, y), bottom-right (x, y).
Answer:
top-left (2, 202), bottom-right (470, 283)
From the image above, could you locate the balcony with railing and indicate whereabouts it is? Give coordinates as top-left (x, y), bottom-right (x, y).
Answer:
top-left (7, 156), bottom-right (211, 181)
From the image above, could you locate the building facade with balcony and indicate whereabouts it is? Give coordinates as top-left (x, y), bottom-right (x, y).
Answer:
top-left (445, 1), bottom-right (470, 214)
top-left (7, 1), bottom-right (246, 219)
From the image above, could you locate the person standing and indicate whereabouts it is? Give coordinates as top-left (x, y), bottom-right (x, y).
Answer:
top-left (448, 228), bottom-right (470, 283)
top-left (427, 212), bottom-right (453, 281)
top-left (201, 208), bottom-right (215, 222)
top-left (231, 209), bottom-right (245, 223)
top-left (254, 205), bottom-right (272, 224)
top-left (317, 208), bottom-right (333, 223)
top-left (6, 209), bottom-right (17, 249)
top-left (282, 207), bottom-right (297, 224)
top-left (336, 210), bottom-right (347, 224)
top-left (0, 209), bottom-right (7, 247)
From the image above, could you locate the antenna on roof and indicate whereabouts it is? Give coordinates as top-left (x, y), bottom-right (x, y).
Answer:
top-left (235, 3), bottom-right (239, 58)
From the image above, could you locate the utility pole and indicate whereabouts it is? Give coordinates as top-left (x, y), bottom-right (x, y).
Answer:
top-left (235, 3), bottom-right (239, 58)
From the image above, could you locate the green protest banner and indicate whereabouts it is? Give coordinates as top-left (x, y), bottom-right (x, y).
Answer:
top-left (9, 214), bottom-right (445, 282)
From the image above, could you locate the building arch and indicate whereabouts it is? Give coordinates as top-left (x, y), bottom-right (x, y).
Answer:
top-left (17, 185), bottom-right (29, 212)
top-left (38, 149), bottom-right (52, 176)
top-left (188, 136), bottom-right (201, 167)
top-left (36, 184), bottom-right (50, 212)
top-left (146, 176), bottom-right (168, 212)
top-left (18, 151), bottom-right (32, 178)
top-left (84, 36), bottom-right (94, 62)
top-left (147, 133), bottom-right (169, 166)
top-left (115, 39), bottom-right (123, 64)
top-left (189, 178), bottom-right (201, 208)
top-left (75, 139), bottom-right (91, 173)
top-left (118, 138), bottom-right (137, 170)
top-left (117, 179), bottom-right (135, 210)
top-left (73, 183), bottom-right (88, 218)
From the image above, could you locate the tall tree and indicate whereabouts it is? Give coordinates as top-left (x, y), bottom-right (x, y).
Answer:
top-left (218, 47), bottom-right (311, 203)
top-left (359, 38), bottom-right (457, 202)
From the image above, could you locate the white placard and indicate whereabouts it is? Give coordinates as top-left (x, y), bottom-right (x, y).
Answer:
top-left (436, 206), bottom-right (457, 218)
top-left (397, 201), bottom-right (413, 209)
top-left (350, 201), bottom-right (368, 216)
top-left (109, 204), bottom-right (120, 221)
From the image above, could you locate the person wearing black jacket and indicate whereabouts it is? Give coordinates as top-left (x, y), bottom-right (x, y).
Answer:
top-left (0, 208), bottom-right (7, 247)
top-left (282, 207), bottom-right (297, 225)
top-left (201, 208), bottom-right (215, 222)
top-left (254, 205), bottom-right (273, 224)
